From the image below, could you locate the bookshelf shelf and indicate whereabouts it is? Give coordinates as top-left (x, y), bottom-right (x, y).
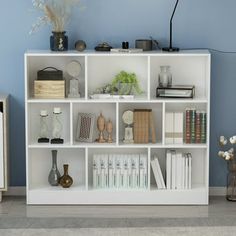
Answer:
top-left (25, 50), bottom-right (211, 205)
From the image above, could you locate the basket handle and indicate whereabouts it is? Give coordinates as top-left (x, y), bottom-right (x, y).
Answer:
top-left (39, 67), bottom-right (59, 72)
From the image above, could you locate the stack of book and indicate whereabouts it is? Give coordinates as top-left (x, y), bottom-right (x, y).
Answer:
top-left (165, 112), bottom-right (184, 144)
top-left (151, 151), bottom-right (192, 190)
top-left (185, 108), bottom-right (207, 144)
top-left (93, 154), bottom-right (148, 189)
top-left (133, 109), bottom-right (156, 144)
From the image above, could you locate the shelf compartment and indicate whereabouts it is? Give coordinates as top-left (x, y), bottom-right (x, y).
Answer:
top-left (28, 148), bottom-right (86, 191)
top-left (150, 148), bottom-right (208, 191)
top-left (25, 55), bottom-right (86, 99)
top-left (164, 102), bottom-right (208, 145)
top-left (27, 103), bottom-right (71, 145)
top-left (150, 55), bottom-right (210, 100)
top-left (119, 102), bottom-right (163, 145)
top-left (87, 148), bottom-right (149, 191)
top-left (72, 102), bottom-right (117, 145)
top-left (87, 56), bottom-right (148, 100)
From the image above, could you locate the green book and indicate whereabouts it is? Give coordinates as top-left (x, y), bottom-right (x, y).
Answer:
top-left (190, 108), bottom-right (196, 143)
top-left (201, 111), bottom-right (207, 143)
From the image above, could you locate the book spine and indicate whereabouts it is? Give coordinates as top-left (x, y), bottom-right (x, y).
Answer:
top-left (166, 151), bottom-right (172, 190)
top-left (190, 108), bottom-right (196, 143)
top-left (165, 112), bottom-right (174, 144)
top-left (133, 111), bottom-right (138, 143)
top-left (185, 109), bottom-right (191, 144)
top-left (201, 111), bottom-right (207, 143)
top-left (195, 111), bottom-right (201, 143)
top-left (149, 111), bottom-right (156, 143)
top-left (144, 111), bottom-right (149, 143)
top-left (93, 155), bottom-right (98, 189)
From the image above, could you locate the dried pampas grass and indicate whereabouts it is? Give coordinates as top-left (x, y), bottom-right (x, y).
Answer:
top-left (30, 0), bottom-right (80, 34)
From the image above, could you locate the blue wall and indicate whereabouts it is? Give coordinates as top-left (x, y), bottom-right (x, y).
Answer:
top-left (0, 0), bottom-right (236, 186)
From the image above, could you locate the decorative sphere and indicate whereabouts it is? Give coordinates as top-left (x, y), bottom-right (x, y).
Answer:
top-left (75, 40), bottom-right (86, 52)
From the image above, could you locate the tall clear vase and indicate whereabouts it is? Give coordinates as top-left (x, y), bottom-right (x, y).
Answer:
top-left (226, 159), bottom-right (236, 201)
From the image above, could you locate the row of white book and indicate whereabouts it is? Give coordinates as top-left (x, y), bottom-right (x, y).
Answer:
top-left (151, 151), bottom-right (192, 190)
top-left (93, 154), bottom-right (148, 189)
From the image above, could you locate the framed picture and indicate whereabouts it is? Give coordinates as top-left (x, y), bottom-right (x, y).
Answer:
top-left (76, 113), bottom-right (95, 143)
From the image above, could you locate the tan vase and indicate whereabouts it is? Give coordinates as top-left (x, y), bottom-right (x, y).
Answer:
top-left (106, 119), bottom-right (113, 143)
top-left (97, 113), bottom-right (106, 143)
top-left (59, 164), bottom-right (73, 188)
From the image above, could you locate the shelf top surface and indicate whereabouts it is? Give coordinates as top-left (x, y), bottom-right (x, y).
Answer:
top-left (25, 49), bottom-right (211, 57)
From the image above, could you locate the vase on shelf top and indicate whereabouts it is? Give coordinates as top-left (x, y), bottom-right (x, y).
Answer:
top-left (158, 66), bottom-right (172, 88)
top-left (226, 159), bottom-right (236, 201)
top-left (48, 150), bottom-right (61, 186)
top-left (50, 31), bottom-right (68, 51)
top-left (59, 164), bottom-right (73, 188)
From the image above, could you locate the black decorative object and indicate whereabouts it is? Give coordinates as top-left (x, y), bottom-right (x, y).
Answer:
top-left (162, 0), bottom-right (180, 52)
top-left (95, 42), bottom-right (112, 51)
top-left (50, 31), bottom-right (68, 51)
top-left (75, 40), bottom-right (86, 52)
top-left (37, 67), bottom-right (63, 81)
top-left (122, 42), bottom-right (129, 49)
top-left (156, 85), bottom-right (195, 98)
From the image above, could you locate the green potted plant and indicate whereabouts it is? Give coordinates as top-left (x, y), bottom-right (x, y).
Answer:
top-left (111, 71), bottom-right (143, 95)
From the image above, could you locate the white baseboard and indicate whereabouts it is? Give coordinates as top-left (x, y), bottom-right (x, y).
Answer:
top-left (209, 187), bottom-right (226, 196)
top-left (2, 187), bottom-right (226, 197)
top-left (3, 187), bottom-right (26, 196)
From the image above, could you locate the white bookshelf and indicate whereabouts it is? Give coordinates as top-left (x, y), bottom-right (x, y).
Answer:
top-left (0, 95), bottom-right (8, 202)
top-left (25, 50), bottom-right (211, 205)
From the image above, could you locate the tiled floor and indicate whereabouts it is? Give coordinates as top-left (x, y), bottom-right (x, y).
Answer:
top-left (0, 196), bottom-right (236, 229)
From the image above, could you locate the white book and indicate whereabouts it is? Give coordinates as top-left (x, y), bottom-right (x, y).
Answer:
top-left (171, 150), bottom-right (177, 189)
top-left (0, 112), bottom-right (3, 189)
top-left (182, 154), bottom-right (186, 189)
top-left (108, 154), bottom-right (115, 188)
top-left (100, 155), bottom-right (105, 188)
top-left (131, 154), bottom-right (139, 188)
top-left (176, 152), bottom-right (182, 190)
top-left (120, 155), bottom-right (125, 188)
top-left (151, 159), bottom-right (162, 189)
top-left (110, 48), bottom-right (143, 53)
top-left (154, 156), bottom-right (166, 189)
top-left (139, 154), bottom-right (148, 189)
top-left (115, 155), bottom-right (122, 188)
top-left (184, 154), bottom-right (189, 189)
top-left (104, 154), bottom-right (109, 188)
top-left (122, 155), bottom-right (129, 188)
top-left (188, 153), bottom-right (192, 189)
top-left (174, 112), bottom-right (184, 144)
top-left (97, 154), bottom-right (102, 188)
top-left (165, 112), bottom-right (174, 144)
top-left (93, 155), bottom-right (99, 188)
top-left (127, 155), bottom-right (132, 188)
top-left (166, 150), bottom-right (172, 190)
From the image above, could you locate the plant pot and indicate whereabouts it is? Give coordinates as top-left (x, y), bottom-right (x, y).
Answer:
top-left (226, 159), bottom-right (236, 201)
top-left (118, 83), bottom-right (135, 95)
top-left (50, 31), bottom-right (68, 51)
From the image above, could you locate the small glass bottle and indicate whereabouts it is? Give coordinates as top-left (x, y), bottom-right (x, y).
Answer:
top-left (158, 66), bottom-right (172, 88)
top-left (51, 107), bottom-right (64, 144)
top-left (226, 159), bottom-right (236, 201)
top-left (38, 110), bottom-right (49, 143)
